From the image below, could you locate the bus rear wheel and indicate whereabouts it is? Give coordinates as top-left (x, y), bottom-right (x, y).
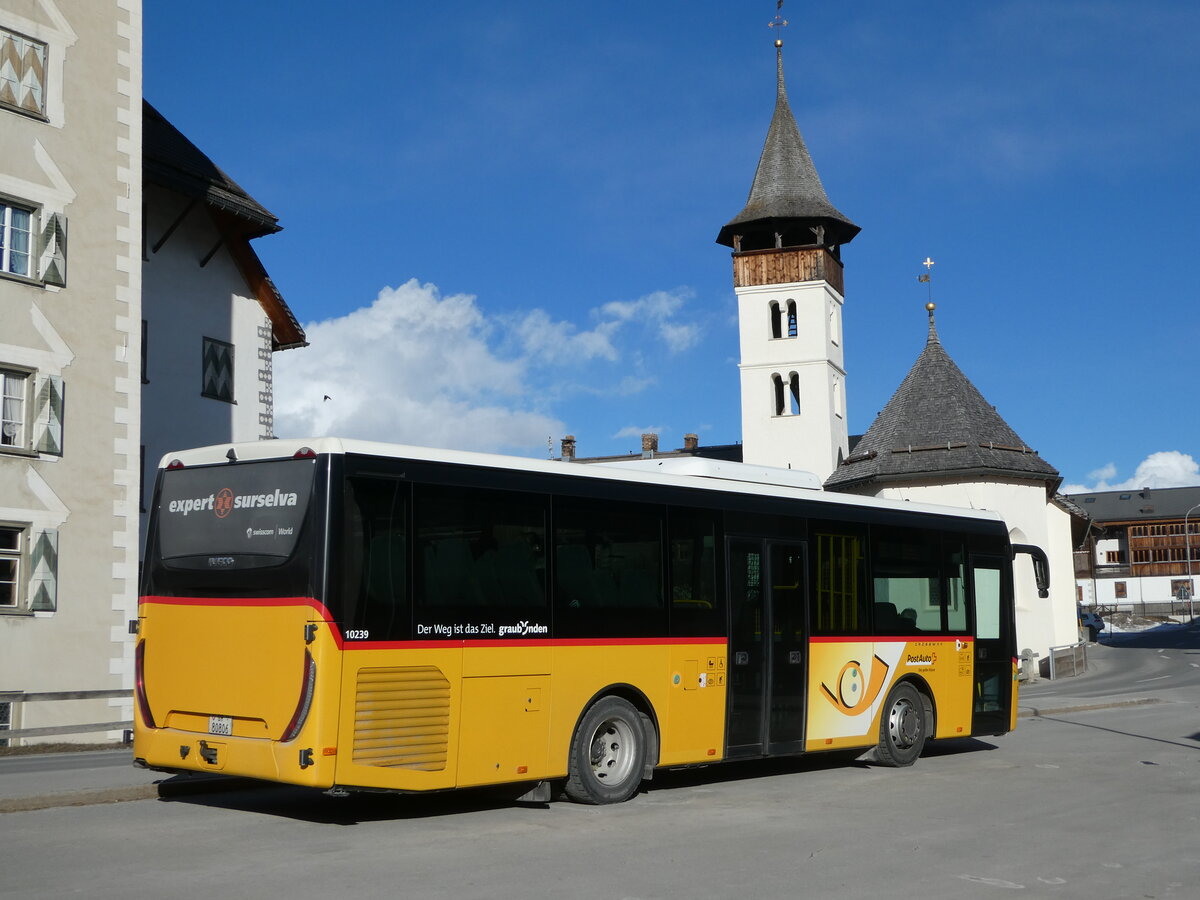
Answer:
top-left (564, 696), bottom-right (647, 804)
top-left (875, 682), bottom-right (927, 767)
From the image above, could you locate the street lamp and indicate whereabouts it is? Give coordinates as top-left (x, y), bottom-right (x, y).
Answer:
top-left (1185, 503), bottom-right (1200, 622)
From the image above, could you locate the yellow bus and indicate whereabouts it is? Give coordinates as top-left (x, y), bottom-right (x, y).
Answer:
top-left (134, 439), bottom-right (1048, 804)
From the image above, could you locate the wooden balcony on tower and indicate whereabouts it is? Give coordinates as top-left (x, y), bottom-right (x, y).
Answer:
top-left (733, 246), bottom-right (844, 296)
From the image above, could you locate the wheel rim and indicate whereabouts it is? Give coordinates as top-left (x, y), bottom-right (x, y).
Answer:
top-left (588, 716), bottom-right (637, 785)
top-left (887, 696), bottom-right (921, 749)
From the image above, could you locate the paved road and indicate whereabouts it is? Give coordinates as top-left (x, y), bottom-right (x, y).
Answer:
top-left (3, 697), bottom-right (1198, 899)
top-left (2, 627), bottom-right (1198, 899)
top-left (1022, 621), bottom-right (1200, 706)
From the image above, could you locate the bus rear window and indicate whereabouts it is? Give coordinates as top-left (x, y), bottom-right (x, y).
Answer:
top-left (155, 458), bottom-right (317, 568)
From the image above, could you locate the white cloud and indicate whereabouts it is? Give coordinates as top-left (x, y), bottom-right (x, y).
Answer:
top-left (1063, 451), bottom-right (1200, 494)
top-left (272, 279), bottom-right (700, 455)
top-left (273, 280), bottom-right (561, 454)
top-left (598, 288), bottom-right (702, 353)
top-left (507, 308), bottom-right (619, 364)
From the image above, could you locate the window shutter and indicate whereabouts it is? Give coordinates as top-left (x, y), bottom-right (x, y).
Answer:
top-left (39, 212), bottom-right (67, 287)
top-left (29, 528), bottom-right (58, 612)
top-left (34, 374), bottom-right (64, 456)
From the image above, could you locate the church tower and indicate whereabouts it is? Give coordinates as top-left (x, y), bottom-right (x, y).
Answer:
top-left (717, 35), bottom-right (859, 479)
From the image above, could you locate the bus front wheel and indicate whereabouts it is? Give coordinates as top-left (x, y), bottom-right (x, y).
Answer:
top-left (564, 696), bottom-right (647, 804)
top-left (875, 682), bottom-right (927, 767)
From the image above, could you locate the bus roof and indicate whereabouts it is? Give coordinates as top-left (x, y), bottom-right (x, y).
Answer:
top-left (157, 437), bottom-right (1005, 526)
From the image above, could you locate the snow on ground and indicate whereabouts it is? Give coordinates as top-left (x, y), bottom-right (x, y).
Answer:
top-left (1102, 614), bottom-right (1194, 635)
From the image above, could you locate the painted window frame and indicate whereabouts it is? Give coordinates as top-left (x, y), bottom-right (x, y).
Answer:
top-left (0, 26), bottom-right (48, 121)
top-left (1, 366), bottom-right (32, 454)
top-left (0, 523), bottom-right (26, 610)
top-left (0, 364), bottom-right (64, 457)
top-left (0, 522), bottom-right (57, 614)
top-left (0, 199), bottom-right (35, 278)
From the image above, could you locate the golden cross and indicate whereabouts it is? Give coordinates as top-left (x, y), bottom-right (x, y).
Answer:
top-left (769, 1), bottom-right (788, 32)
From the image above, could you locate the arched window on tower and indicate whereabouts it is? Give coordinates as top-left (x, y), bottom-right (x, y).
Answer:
top-left (772, 373), bottom-right (785, 416)
top-left (829, 302), bottom-right (840, 346)
top-left (787, 301), bottom-right (798, 338)
top-left (833, 376), bottom-right (843, 419)
top-left (788, 372), bottom-right (800, 415)
top-left (769, 301), bottom-right (782, 340)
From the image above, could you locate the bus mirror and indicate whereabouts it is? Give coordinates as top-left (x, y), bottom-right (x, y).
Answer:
top-left (1012, 543), bottom-right (1050, 599)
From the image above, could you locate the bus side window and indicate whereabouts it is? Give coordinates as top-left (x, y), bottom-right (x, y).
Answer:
top-left (668, 507), bottom-right (723, 637)
top-left (415, 484), bottom-right (547, 610)
top-left (554, 497), bottom-right (665, 638)
top-left (345, 477), bottom-right (409, 641)
top-left (810, 522), bottom-right (869, 636)
top-left (871, 526), bottom-right (942, 635)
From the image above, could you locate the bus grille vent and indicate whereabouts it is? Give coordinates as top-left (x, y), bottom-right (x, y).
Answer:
top-left (353, 666), bottom-right (451, 771)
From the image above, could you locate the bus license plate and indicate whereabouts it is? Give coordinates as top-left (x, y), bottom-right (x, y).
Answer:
top-left (208, 715), bottom-right (233, 736)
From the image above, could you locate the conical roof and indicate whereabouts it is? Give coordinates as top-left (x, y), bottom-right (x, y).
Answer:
top-left (825, 309), bottom-right (1060, 490)
top-left (717, 45), bottom-right (859, 250)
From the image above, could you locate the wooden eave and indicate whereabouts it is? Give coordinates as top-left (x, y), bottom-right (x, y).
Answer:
top-left (225, 237), bottom-right (307, 350)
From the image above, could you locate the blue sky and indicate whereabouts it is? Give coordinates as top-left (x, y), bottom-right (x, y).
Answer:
top-left (145, 1), bottom-right (1200, 491)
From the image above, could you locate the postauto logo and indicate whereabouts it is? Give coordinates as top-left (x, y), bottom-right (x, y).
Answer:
top-left (167, 487), bottom-right (299, 519)
top-left (819, 655), bottom-right (891, 715)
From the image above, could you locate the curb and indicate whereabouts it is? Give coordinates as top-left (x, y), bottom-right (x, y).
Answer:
top-left (0, 773), bottom-right (258, 814)
top-left (1017, 697), bottom-right (1162, 718)
top-left (0, 784), bottom-right (159, 814)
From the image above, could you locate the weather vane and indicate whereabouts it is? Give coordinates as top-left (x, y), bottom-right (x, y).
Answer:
top-left (918, 256), bottom-right (935, 299)
top-left (769, 1), bottom-right (788, 36)
top-left (918, 257), bottom-right (938, 328)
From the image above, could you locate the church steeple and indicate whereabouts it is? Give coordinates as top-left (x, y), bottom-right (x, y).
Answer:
top-left (724, 27), bottom-right (854, 481)
top-left (716, 41), bottom-right (859, 252)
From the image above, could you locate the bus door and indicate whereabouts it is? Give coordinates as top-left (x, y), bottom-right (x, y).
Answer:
top-left (970, 556), bottom-right (1013, 734)
top-left (726, 539), bottom-right (808, 757)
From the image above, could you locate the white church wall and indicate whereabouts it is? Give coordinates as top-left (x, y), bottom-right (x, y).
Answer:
top-left (868, 478), bottom-right (1078, 659)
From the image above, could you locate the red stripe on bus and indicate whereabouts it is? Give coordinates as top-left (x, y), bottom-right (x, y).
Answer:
top-left (343, 636), bottom-right (727, 651)
top-left (810, 635), bottom-right (974, 644)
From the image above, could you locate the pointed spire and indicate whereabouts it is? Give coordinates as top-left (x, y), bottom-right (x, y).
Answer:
top-left (717, 41), bottom-right (859, 251)
top-left (926, 303), bottom-right (940, 344)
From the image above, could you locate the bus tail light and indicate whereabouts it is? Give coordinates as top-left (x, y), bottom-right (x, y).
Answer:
top-left (134, 639), bottom-right (156, 728)
top-left (294, 447), bottom-right (316, 459)
top-left (281, 650), bottom-right (317, 742)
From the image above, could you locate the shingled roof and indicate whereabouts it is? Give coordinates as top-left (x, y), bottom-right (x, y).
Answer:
top-left (716, 45), bottom-right (859, 250)
top-left (825, 309), bottom-right (1060, 491)
top-left (143, 100), bottom-right (280, 238)
top-left (143, 101), bottom-right (306, 349)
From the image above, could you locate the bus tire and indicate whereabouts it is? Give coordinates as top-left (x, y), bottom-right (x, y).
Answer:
top-left (875, 682), bottom-right (926, 768)
top-left (564, 696), bottom-right (647, 804)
